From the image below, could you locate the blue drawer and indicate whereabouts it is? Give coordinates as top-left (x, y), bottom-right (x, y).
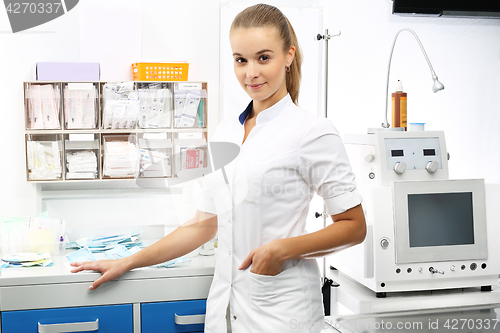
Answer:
top-left (141, 299), bottom-right (206, 333)
top-left (1, 304), bottom-right (133, 333)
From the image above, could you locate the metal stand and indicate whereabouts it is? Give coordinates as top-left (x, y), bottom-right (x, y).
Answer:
top-left (316, 29), bottom-right (341, 119)
top-left (316, 28), bottom-right (341, 316)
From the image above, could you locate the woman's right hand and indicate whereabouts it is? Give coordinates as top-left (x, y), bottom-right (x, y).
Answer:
top-left (70, 259), bottom-right (129, 290)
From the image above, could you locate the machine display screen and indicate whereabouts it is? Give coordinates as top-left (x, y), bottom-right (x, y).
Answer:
top-left (423, 149), bottom-right (436, 156)
top-left (391, 149), bottom-right (404, 157)
top-left (408, 192), bottom-right (474, 247)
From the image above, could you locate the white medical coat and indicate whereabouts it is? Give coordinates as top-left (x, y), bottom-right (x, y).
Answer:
top-left (197, 94), bottom-right (362, 332)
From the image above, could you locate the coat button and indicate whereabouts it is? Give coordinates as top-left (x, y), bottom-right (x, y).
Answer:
top-left (228, 251), bottom-right (231, 256)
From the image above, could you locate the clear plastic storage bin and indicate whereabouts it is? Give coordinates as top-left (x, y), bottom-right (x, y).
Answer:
top-left (102, 134), bottom-right (139, 179)
top-left (138, 133), bottom-right (173, 178)
top-left (64, 133), bottom-right (100, 180)
top-left (101, 82), bottom-right (139, 129)
top-left (173, 132), bottom-right (208, 177)
top-left (173, 82), bottom-right (207, 129)
top-left (63, 82), bottom-right (99, 129)
top-left (26, 134), bottom-right (63, 181)
top-left (136, 82), bottom-right (173, 129)
top-left (24, 82), bottom-right (62, 130)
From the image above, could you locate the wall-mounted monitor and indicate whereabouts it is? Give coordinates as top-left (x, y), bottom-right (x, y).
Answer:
top-left (392, 0), bottom-right (500, 18)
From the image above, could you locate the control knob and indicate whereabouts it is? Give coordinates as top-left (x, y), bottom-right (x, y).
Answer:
top-left (393, 162), bottom-right (406, 174)
top-left (365, 154), bottom-right (375, 162)
top-left (426, 161), bottom-right (439, 173)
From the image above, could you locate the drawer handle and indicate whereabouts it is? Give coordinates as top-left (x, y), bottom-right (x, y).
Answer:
top-left (174, 313), bottom-right (205, 325)
top-left (38, 319), bottom-right (99, 333)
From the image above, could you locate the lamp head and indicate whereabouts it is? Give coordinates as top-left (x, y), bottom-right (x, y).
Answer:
top-left (432, 75), bottom-right (445, 93)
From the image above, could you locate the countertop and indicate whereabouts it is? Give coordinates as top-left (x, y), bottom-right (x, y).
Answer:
top-left (0, 253), bottom-right (216, 287)
top-left (0, 253), bottom-right (216, 312)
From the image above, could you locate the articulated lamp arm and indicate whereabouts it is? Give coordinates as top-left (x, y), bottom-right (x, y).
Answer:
top-left (382, 28), bottom-right (445, 129)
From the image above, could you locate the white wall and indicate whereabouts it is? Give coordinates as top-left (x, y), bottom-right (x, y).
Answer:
top-left (325, 0), bottom-right (500, 183)
top-left (0, 5), bottom-right (81, 217)
top-left (0, 0), bottom-right (499, 222)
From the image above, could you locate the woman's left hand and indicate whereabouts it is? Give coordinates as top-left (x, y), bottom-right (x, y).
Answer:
top-left (238, 240), bottom-right (284, 276)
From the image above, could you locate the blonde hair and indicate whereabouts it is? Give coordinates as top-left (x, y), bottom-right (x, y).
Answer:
top-left (230, 4), bottom-right (302, 105)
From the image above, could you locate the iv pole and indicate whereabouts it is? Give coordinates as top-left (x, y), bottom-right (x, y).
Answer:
top-left (316, 28), bottom-right (341, 316)
top-left (316, 29), bottom-right (341, 119)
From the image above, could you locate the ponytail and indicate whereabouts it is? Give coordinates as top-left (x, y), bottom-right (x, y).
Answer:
top-left (284, 17), bottom-right (302, 105)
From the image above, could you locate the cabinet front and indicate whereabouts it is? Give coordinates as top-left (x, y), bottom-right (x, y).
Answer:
top-left (1, 304), bottom-right (133, 333)
top-left (141, 299), bottom-right (206, 333)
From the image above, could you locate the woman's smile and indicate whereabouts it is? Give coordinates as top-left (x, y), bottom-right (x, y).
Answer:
top-left (247, 83), bottom-right (266, 90)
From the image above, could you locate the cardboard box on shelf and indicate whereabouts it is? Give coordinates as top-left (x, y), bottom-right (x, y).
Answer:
top-left (35, 62), bottom-right (100, 81)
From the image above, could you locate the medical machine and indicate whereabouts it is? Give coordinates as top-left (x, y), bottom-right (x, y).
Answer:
top-left (328, 130), bottom-right (500, 297)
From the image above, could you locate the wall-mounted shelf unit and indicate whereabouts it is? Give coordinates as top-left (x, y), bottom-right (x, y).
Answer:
top-left (23, 81), bottom-right (208, 183)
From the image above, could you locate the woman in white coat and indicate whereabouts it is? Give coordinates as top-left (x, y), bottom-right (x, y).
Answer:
top-left (71, 4), bottom-right (366, 333)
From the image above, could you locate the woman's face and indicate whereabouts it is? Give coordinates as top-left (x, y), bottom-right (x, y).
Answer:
top-left (230, 27), bottom-right (295, 110)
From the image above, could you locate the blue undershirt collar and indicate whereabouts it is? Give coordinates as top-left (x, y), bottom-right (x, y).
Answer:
top-left (238, 101), bottom-right (253, 125)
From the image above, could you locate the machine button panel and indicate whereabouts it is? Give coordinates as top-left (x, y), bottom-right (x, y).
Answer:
top-left (385, 137), bottom-right (442, 171)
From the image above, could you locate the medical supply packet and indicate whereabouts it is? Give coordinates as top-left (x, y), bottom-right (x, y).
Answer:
top-left (69, 232), bottom-right (143, 253)
top-left (66, 232), bottom-right (189, 268)
top-left (66, 247), bottom-right (96, 263)
top-left (103, 244), bottom-right (190, 267)
top-left (67, 244), bottom-right (189, 268)
top-left (104, 245), bottom-right (141, 260)
top-left (0, 213), bottom-right (65, 256)
top-left (153, 257), bottom-right (190, 268)
top-left (1, 252), bottom-right (53, 268)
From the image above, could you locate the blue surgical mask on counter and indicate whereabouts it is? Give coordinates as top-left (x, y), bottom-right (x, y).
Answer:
top-left (66, 247), bottom-right (96, 263)
top-left (72, 232), bottom-right (142, 252)
top-left (104, 245), bottom-right (141, 260)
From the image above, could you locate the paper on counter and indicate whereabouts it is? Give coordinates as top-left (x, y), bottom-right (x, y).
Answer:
top-left (2, 252), bottom-right (51, 263)
top-left (1, 252), bottom-right (53, 268)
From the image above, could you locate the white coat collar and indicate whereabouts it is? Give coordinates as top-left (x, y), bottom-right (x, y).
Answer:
top-left (238, 94), bottom-right (293, 126)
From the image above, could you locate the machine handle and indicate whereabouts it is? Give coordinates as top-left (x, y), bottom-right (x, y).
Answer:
top-left (38, 319), bottom-right (98, 333)
top-left (174, 313), bottom-right (205, 325)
